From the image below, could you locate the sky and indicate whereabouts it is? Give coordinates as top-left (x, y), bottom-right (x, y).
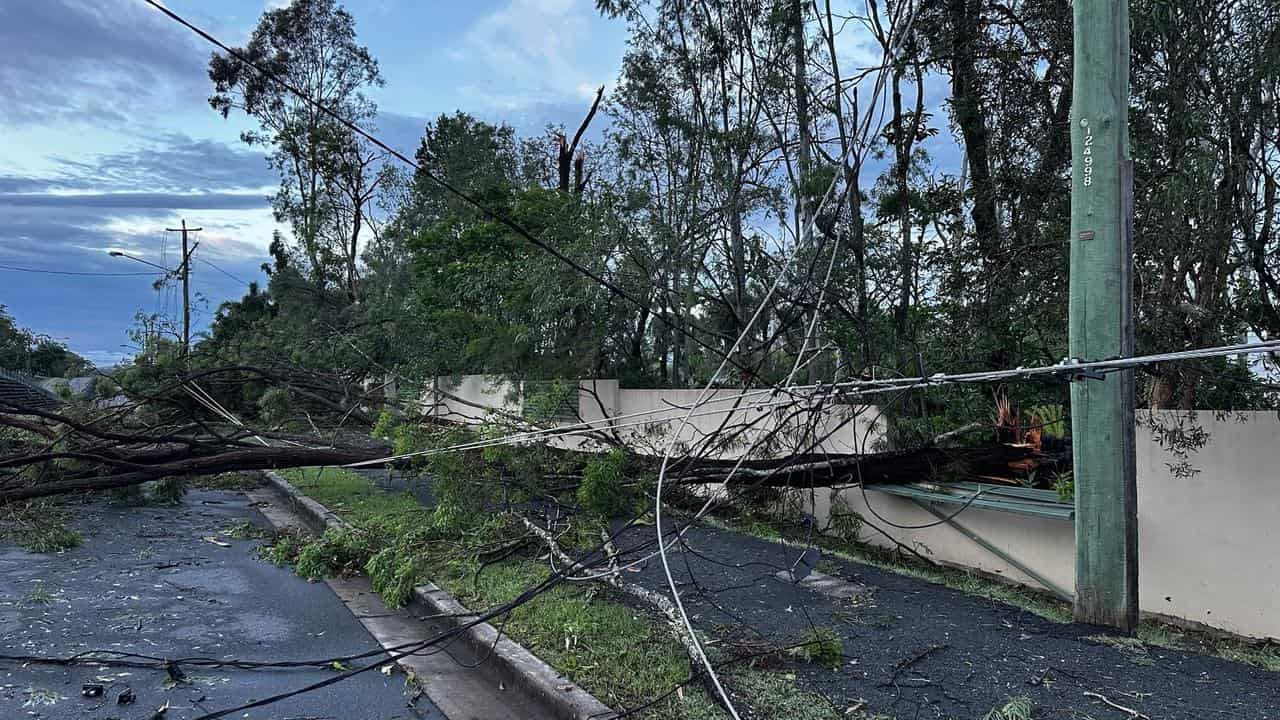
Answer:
top-left (0, 0), bottom-right (630, 367)
top-left (0, 0), bottom-right (959, 369)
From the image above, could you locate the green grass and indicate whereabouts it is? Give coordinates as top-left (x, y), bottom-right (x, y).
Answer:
top-left (279, 467), bottom-right (432, 526)
top-left (1086, 634), bottom-right (1155, 666)
top-left (1134, 622), bottom-right (1280, 672)
top-left (441, 559), bottom-right (721, 716)
top-left (270, 466), bottom-right (871, 719)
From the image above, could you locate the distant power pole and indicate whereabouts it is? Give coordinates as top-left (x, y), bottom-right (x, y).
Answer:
top-left (165, 220), bottom-right (202, 360)
top-left (1069, 1), bottom-right (1138, 630)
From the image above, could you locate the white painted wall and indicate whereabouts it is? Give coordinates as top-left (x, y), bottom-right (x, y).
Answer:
top-left (431, 375), bottom-right (521, 422)
top-left (425, 375), bottom-right (882, 459)
top-left (808, 411), bottom-right (1280, 641)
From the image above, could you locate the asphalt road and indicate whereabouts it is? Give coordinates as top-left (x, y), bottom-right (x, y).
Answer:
top-left (0, 489), bottom-right (443, 720)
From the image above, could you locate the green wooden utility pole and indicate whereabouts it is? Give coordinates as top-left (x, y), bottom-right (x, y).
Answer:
top-left (1069, 0), bottom-right (1138, 631)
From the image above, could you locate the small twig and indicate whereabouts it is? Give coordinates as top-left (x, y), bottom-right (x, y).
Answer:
top-left (1083, 691), bottom-right (1151, 720)
top-left (879, 643), bottom-right (948, 687)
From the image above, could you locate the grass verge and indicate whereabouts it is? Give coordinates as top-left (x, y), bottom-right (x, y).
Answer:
top-left (270, 467), bottom-right (873, 719)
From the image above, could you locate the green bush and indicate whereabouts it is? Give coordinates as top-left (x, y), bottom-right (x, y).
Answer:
top-left (1053, 471), bottom-right (1074, 504)
top-left (294, 527), bottom-right (378, 579)
top-left (577, 448), bottom-right (631, 518)
top-left (371, 408), bottom-right (399, 441)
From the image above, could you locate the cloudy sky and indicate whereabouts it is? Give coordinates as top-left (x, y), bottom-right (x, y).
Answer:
top-left (0, 0), bottom-right (628, 366)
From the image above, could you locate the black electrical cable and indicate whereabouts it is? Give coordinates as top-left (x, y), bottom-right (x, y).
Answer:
top-left (0, 263), bottom-right (162, 277)
top-left (196, 257), bottom-right (252, 286)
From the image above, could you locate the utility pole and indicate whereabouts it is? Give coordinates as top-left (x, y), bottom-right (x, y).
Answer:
top-left (1069, 0), bottom-right (1138, 631)
top-left (165, 220), bottom-right (202, 361)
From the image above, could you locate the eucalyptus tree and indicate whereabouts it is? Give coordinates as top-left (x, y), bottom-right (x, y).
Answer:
top-left (208, 0), bottom-right (386, 301)
top-left (1130, 0), bottom-right (1280, 408)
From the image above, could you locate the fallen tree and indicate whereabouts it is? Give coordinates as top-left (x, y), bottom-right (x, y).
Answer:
top-left (0, 364), bottom-right (395, 504)
top-left (0, 362), bottom-right (1048, 504)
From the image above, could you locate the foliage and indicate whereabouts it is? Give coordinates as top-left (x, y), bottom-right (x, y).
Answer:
top-left (1053, 471), bottom-right (1075, 504)
top-left (209, 0), bottom-right (386, 298)
top-left (0, 305), bottom-right (92, 377)
top-left (983, 696), bottom-right (1034, 720)
top-left (191, 472), bottom-right (265, 491)
top-left (259, 528), bottom-right (307, 566)
top-left (93, 0), bottom-right (1279, 433)
top-left (257, 387), bottom-right (292, 426)
top-left (826, 494), bottom-right (864, 542)
top-left (274, 466), bottom-right (720, 717)
top-left (146, 477), bottom-right (188, 505)
top-left (1027, 404), bottom-right (1067, 440)
top-left (294, 526), bottom-right (378, 579)
top-left (577, 448), bottom-right (632, 518)
top-left (222, 520), bottom-right (270, 540)
top-left (786, 626), bottom-right (844, 670)
top-left (0, 501), bottom-right (82, 553)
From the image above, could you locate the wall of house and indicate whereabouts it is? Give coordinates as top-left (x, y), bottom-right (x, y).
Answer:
top-left (427, 375), bottom-right (882, 459)
top-left (431, 375), bottom-right (522, 422)
top-left (807, 411), bottom-right (1280, 641)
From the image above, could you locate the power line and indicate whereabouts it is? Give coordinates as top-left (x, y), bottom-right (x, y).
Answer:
top-left (0, 263), bottom-right (163, 277)
top-left (350, 340), bottom-right (1280, 468)
top-left (197, 257), bottom-right (251, 286)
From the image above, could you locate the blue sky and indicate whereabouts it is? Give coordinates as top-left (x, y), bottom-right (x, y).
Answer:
top-left (0, 0), bottom-right (961, 368)
top-left (0, 0), bottom-right (629, 366)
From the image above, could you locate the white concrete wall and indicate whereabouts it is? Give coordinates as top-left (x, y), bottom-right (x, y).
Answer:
top-left (807, 411), bottom-right (1280, 641)
top-left (1135, 411), bottom-right (1280, 640)
top-left (431, 375), bottom-right (521, 422)
top-left (426, 376), bottom-right (882, 459)
top-left (610, 388), bottom-right (880, 458)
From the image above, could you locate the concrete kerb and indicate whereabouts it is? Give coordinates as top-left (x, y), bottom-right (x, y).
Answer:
top-left (261, 471), bottom-right (615, 720)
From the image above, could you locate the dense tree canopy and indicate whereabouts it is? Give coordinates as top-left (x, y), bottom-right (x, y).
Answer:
top-left (165, 0), bottom-right (1280, 435)
top-left (0, 306), bottom-right (92, 378)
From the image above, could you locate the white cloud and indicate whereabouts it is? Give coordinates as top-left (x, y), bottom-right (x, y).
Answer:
top-left (454, 0), bottom-right (617, 109)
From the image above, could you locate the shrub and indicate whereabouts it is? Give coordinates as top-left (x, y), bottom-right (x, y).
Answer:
top-left (577, 449), bottom-right (631, 518)
top-left (294, 527), bottom-right (378, 580)
top-left (1053, 471), bottom-right (1074, 503)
